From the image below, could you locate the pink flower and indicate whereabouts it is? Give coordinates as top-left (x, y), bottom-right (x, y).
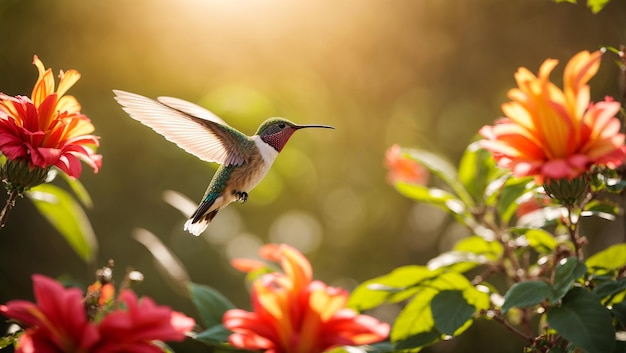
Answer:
top-left (0, 274), bottom-right (99, 353)
top-left (93, 290), bottom-right (195, 353)
top-left (223, 244), bottom-right (390, 353)
top-left (479, 50), bottom-right (626, 182)
top-left (1, 275), bottom-right (195, 353)
top-left (0, 56), bottom-right (101, 179)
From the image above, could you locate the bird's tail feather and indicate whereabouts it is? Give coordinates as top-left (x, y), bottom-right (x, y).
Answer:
top-left (184, 209), bottom-right (219, 236)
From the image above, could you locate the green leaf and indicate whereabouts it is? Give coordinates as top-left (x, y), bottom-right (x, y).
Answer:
top-left (391, 272), bottom-right (489, 346)
top-left (348, 266), bottom-right (440, 311)
top-left (592, 278), bottom-right (626, 300)
top-left (56, 170), bottom-right (93, 208)
top-left (395, 183), bottom-right (474, 227)
top-left (427, 251), bottom-right (486, 273)
top-left (326, 342), bottom-right (394, 353)
top-left (367, 342), bottom-right (395, 352)
top-left (428, 236), bottom-right (503, 272)
top-left (394, 329), bottom-right (441, 350)
top-left (522, 228), bottom-right (558, 253)
top-left (403, 148), bottom-right (475, 207)
top-left (502, 280), bottom-right (551, 313)
top-left (392, 286), bottom-right (441, 349)
top-left (582, 200), bottom-right (619, 221)
top-left (496, 176), bottom-right (534, 224)
top-left (611, 299), bottom-right (626, 326)
top-left (551, 257), bottom-right (587, 302)
top-left (458, 142), bottom-right (500, 204)
top-left (587, 0), bottom-right (610, 13)
top-left (189, 282), bottom-right (235, 328)
top-left (547, 287), bottom-right (615, 353)
top-left (606, 178), bottom-right (626, 193)
top-left (194, 324), bottom-right (231, 345)
top-left (454, 235), bottom-right (503, 255)
top-left (431, 290), bottom-right (476, 335)
top-left (586, 244), bottom-right (626, 273)
top-left (27, 184), bottom-right (97, 263)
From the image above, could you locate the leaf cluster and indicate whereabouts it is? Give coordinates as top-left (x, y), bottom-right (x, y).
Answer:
top-left (349, 144), bottom-right (626, 353)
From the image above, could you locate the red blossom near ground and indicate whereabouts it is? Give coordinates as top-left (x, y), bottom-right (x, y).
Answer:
top-left (0, 274), bottom-right (99, 353)
top-left (0, 275), bottom-right (195, 353)
top-left (0, 56), bottom-right (101, 178)
top-left (479, 50), bottom-right (626, 182)
top-left (223, 243), bottom-right (390, 353)
top-left (92, 290), bottom-right (195, 353)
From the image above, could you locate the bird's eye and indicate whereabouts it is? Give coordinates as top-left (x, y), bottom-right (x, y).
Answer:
top-left (278, 123), bottom-right (286, 129)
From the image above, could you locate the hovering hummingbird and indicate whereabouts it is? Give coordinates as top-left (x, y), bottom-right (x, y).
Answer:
top-left (113, 90), bottom-right (334, 236)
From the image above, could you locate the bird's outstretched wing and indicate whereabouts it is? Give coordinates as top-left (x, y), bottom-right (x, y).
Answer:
top-left (157, 96), bottom-right (228, 125)
top-left (113, 90), bottom-right (253, 166)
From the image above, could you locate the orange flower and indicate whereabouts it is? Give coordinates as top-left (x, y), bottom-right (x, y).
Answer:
top-left (87, 281), bottom-right (116, 307)
top-left (223, 244), bottom-right (389, 353)
top-left (479, 50), bottom-right (626, 182)
top-left (0, 56), bottom-right (101, 182)
top-left (385, 144), bottom-right (429, 185)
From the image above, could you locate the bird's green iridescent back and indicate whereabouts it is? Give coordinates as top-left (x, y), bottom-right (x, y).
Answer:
top-left (202, 164), bottom-right (235, 202)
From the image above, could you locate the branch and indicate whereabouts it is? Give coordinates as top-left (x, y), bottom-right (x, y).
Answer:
top-left (491, 313), bottom-right (535, 344)
top-left (0, 189), bottom-right (20, 228)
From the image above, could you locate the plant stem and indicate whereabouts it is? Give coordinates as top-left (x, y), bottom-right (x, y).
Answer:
top-left (566, 205), bottom-right (583, 260)
top-left (0, 189), bottom-right (19, 228)
top-left (520, 308), bottom-right (534, 337)
top-left (493, 314), bottom-right (534, 344)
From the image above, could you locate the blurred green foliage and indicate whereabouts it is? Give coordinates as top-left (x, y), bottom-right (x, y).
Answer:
top-left (1, 1), bottom-right (626, 352)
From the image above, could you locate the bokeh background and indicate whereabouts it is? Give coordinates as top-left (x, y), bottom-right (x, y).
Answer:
top-left (1, 0), bottom-right (626, 352)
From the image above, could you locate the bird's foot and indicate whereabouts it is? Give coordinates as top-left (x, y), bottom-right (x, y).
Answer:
top-left (234, 190), bottom-right (248, 203)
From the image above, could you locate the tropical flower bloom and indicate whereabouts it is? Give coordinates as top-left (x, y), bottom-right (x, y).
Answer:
top-left (0, 274), bottom-right (100, 353)
top-left (0, 274), bottom-right (195, 353)
top-left (0, 55), bottom-right (101, 189)
top-left (93, 290), bottom-right (196, 353)
top-left (223, 243), bottom-right (390, 353)
top-left (479, 50), bottom-right (626, 182)
top-left (385, 144), bottom-right (429, 185)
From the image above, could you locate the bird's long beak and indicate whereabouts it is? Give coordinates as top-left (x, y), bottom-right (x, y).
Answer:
top-left (294, 124), bottom-right (335, 130)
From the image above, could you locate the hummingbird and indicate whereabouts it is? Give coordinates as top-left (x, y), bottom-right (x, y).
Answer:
top-left (113, 90), bottom-right (334, 236)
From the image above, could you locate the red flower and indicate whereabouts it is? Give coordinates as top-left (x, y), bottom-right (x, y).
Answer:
top-left (385, 144), bottom-right (429, 185)
top-left (0, 56), bottom-right (101, 180)
top-left (93, 290), bottom-right (195, 353)
top-left (0, 274), bottom-right (99, 353)
top-left (223, 244), bottom-right (389, 353)
top-left (479, 50), bottom-right (626, 182)
top-left (1, 275), bottom-right (195, 353)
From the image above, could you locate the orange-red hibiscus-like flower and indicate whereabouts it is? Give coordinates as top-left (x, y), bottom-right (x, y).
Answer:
top-left (0, 56), bottom-right (101, 180)
top-left (0, 274), bottom-right (195, 353)
top-left (479, 50), bottom-right (626, 182)
top-left (223, 244), bottom-right (390, 353)
top-left (385, 144), bottom-right (429, 185)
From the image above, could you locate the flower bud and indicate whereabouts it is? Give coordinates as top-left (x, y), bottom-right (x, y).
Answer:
top-left (542, 175), bottom-right (588, 206)
top-left (0, 159), bottom-right (50, 193)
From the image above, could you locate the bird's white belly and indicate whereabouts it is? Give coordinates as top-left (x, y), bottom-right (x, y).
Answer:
top-left (243, 136), bottom-right (279, 192)
top-left (243, 160), bottom-right (273, 192)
